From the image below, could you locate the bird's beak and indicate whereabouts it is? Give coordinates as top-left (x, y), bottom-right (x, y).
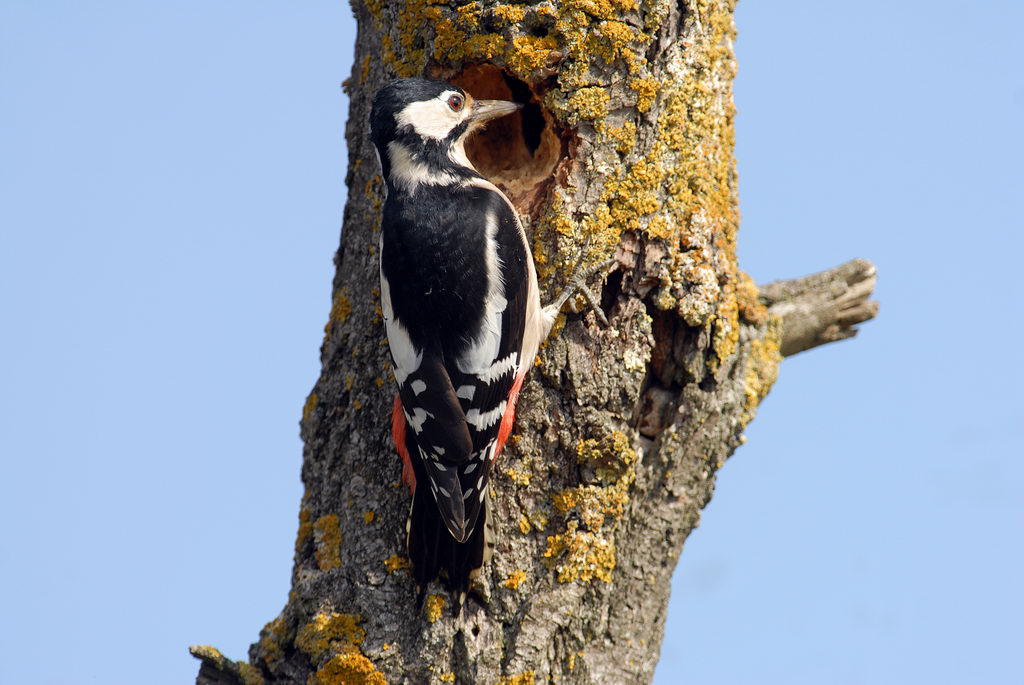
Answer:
top-left (467, 99), bottom-right (521, 128)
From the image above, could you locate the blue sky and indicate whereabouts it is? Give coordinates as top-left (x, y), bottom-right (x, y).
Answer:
top-left (1, 2), bottom-right (1021, 684)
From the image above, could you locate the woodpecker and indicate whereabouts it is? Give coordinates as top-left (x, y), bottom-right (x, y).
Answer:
top-left (371, 78), bottom-right (609, 612)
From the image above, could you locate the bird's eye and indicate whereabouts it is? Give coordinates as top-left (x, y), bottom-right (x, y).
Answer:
top-left (447, 94), bottom-right (464, 112)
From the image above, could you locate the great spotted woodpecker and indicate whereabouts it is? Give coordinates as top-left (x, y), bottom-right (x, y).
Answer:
top-left (370, 78), bottom-right (609, 611)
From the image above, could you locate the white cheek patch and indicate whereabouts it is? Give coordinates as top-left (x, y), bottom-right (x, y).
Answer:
top-left (394, 91), bottom-right (466, 140)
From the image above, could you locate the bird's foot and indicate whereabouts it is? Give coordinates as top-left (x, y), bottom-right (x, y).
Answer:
top-left (544, 247), bottom-right (617, 326)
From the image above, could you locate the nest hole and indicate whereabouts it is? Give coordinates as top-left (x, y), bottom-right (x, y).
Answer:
top-left (450, 65), bottom-right (563, 212)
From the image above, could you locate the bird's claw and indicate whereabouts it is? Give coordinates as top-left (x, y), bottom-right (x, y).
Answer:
top-left (548, 255), bottom-right (617, 327)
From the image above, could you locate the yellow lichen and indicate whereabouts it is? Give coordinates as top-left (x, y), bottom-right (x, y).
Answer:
top-left (257, 615), bottom-right (289, 674)
top-left (498, 671), bottom-right (537, 685)
top-left (190, 646), bottom-right (265, 685)
top-left (492, 4), bottom-right (526, 23)
top-left (363, 511), bottom-right (375, 524)
top-left (596, 119), bottom-right (639, 155)
top-left (302, 393), bottom-right (318, 423)
top-left (544, 430), bottom-right (637, 583)
top-left (296, 612), bottom-right (366, 663)
top-left (736, 271), bottom-right (769, 325)
top-left (238, 662), bottom-right (265, 685)
top-left (567, 87), bottom-right (610, 122)
top-left (574, 429), bottom-right (637, 481)
top-left (629, 76), bottom-right (659, 113)
top-left (517, 515), bottom-right (531, 534)
top-left (741, 318), bottom-right (782, 424)
top-left (529, 512), bottom-right (548, 531)
top-left (551, 475), bottom-right (633, 531)
top-left (504, 569), bottom-right (528, 590)
top-left (295, 507), bottom-right (313, 554)
top-left (324, 288), bottom-right (353, 336)
top-left (567, 651), bottom-right (584, 671)
top-left (313, 514), bottom-right (342, 571)
top-left (384, 554), bottom-right (412, 573)
top-left (504, 464), bottom-right (532, 486)
top-left (309, 652), bottom-right (387, 685)
top-left (506, 34), bottom-right (559, 76)
top-left (543, 521), bottom-right (616, 583)
top-left (424, 594), bottom-right (446, 622)
top-left (191, 644), bottom-right (225, 665)
top-left (439, 672), bottom-right (456, 682)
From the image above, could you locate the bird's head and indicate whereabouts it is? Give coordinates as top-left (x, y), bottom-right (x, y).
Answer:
top-left (370, 78), bottom-right (521, 190)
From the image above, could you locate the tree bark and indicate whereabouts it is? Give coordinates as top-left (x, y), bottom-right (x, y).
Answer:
top-left (193, 0), bottom-right (877, 683)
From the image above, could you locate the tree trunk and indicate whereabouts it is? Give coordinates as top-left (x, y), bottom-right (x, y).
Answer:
top-left (193, 0), bottom-right (877, 682)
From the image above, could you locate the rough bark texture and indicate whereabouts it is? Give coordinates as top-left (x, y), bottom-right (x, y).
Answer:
top-left (193, 0), bottom-right (877, 683)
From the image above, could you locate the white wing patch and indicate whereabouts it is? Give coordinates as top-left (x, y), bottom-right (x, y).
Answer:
top-left (404, 407), bottom-right (433, 434)
top-left (476, 352), bottom-right (518, 384)
top-left (464, 176), bottom-right (546, 370)
top-left (456, 385), bottom-right (476, 400)
top-left (465, 401), bottom-right (507, 431)
top-left (457, 210), bottom-right (508, 376)
top-left (410, 380), bottom-right (427, 395)
top-left (380, 252), bottom-right (422, 385)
